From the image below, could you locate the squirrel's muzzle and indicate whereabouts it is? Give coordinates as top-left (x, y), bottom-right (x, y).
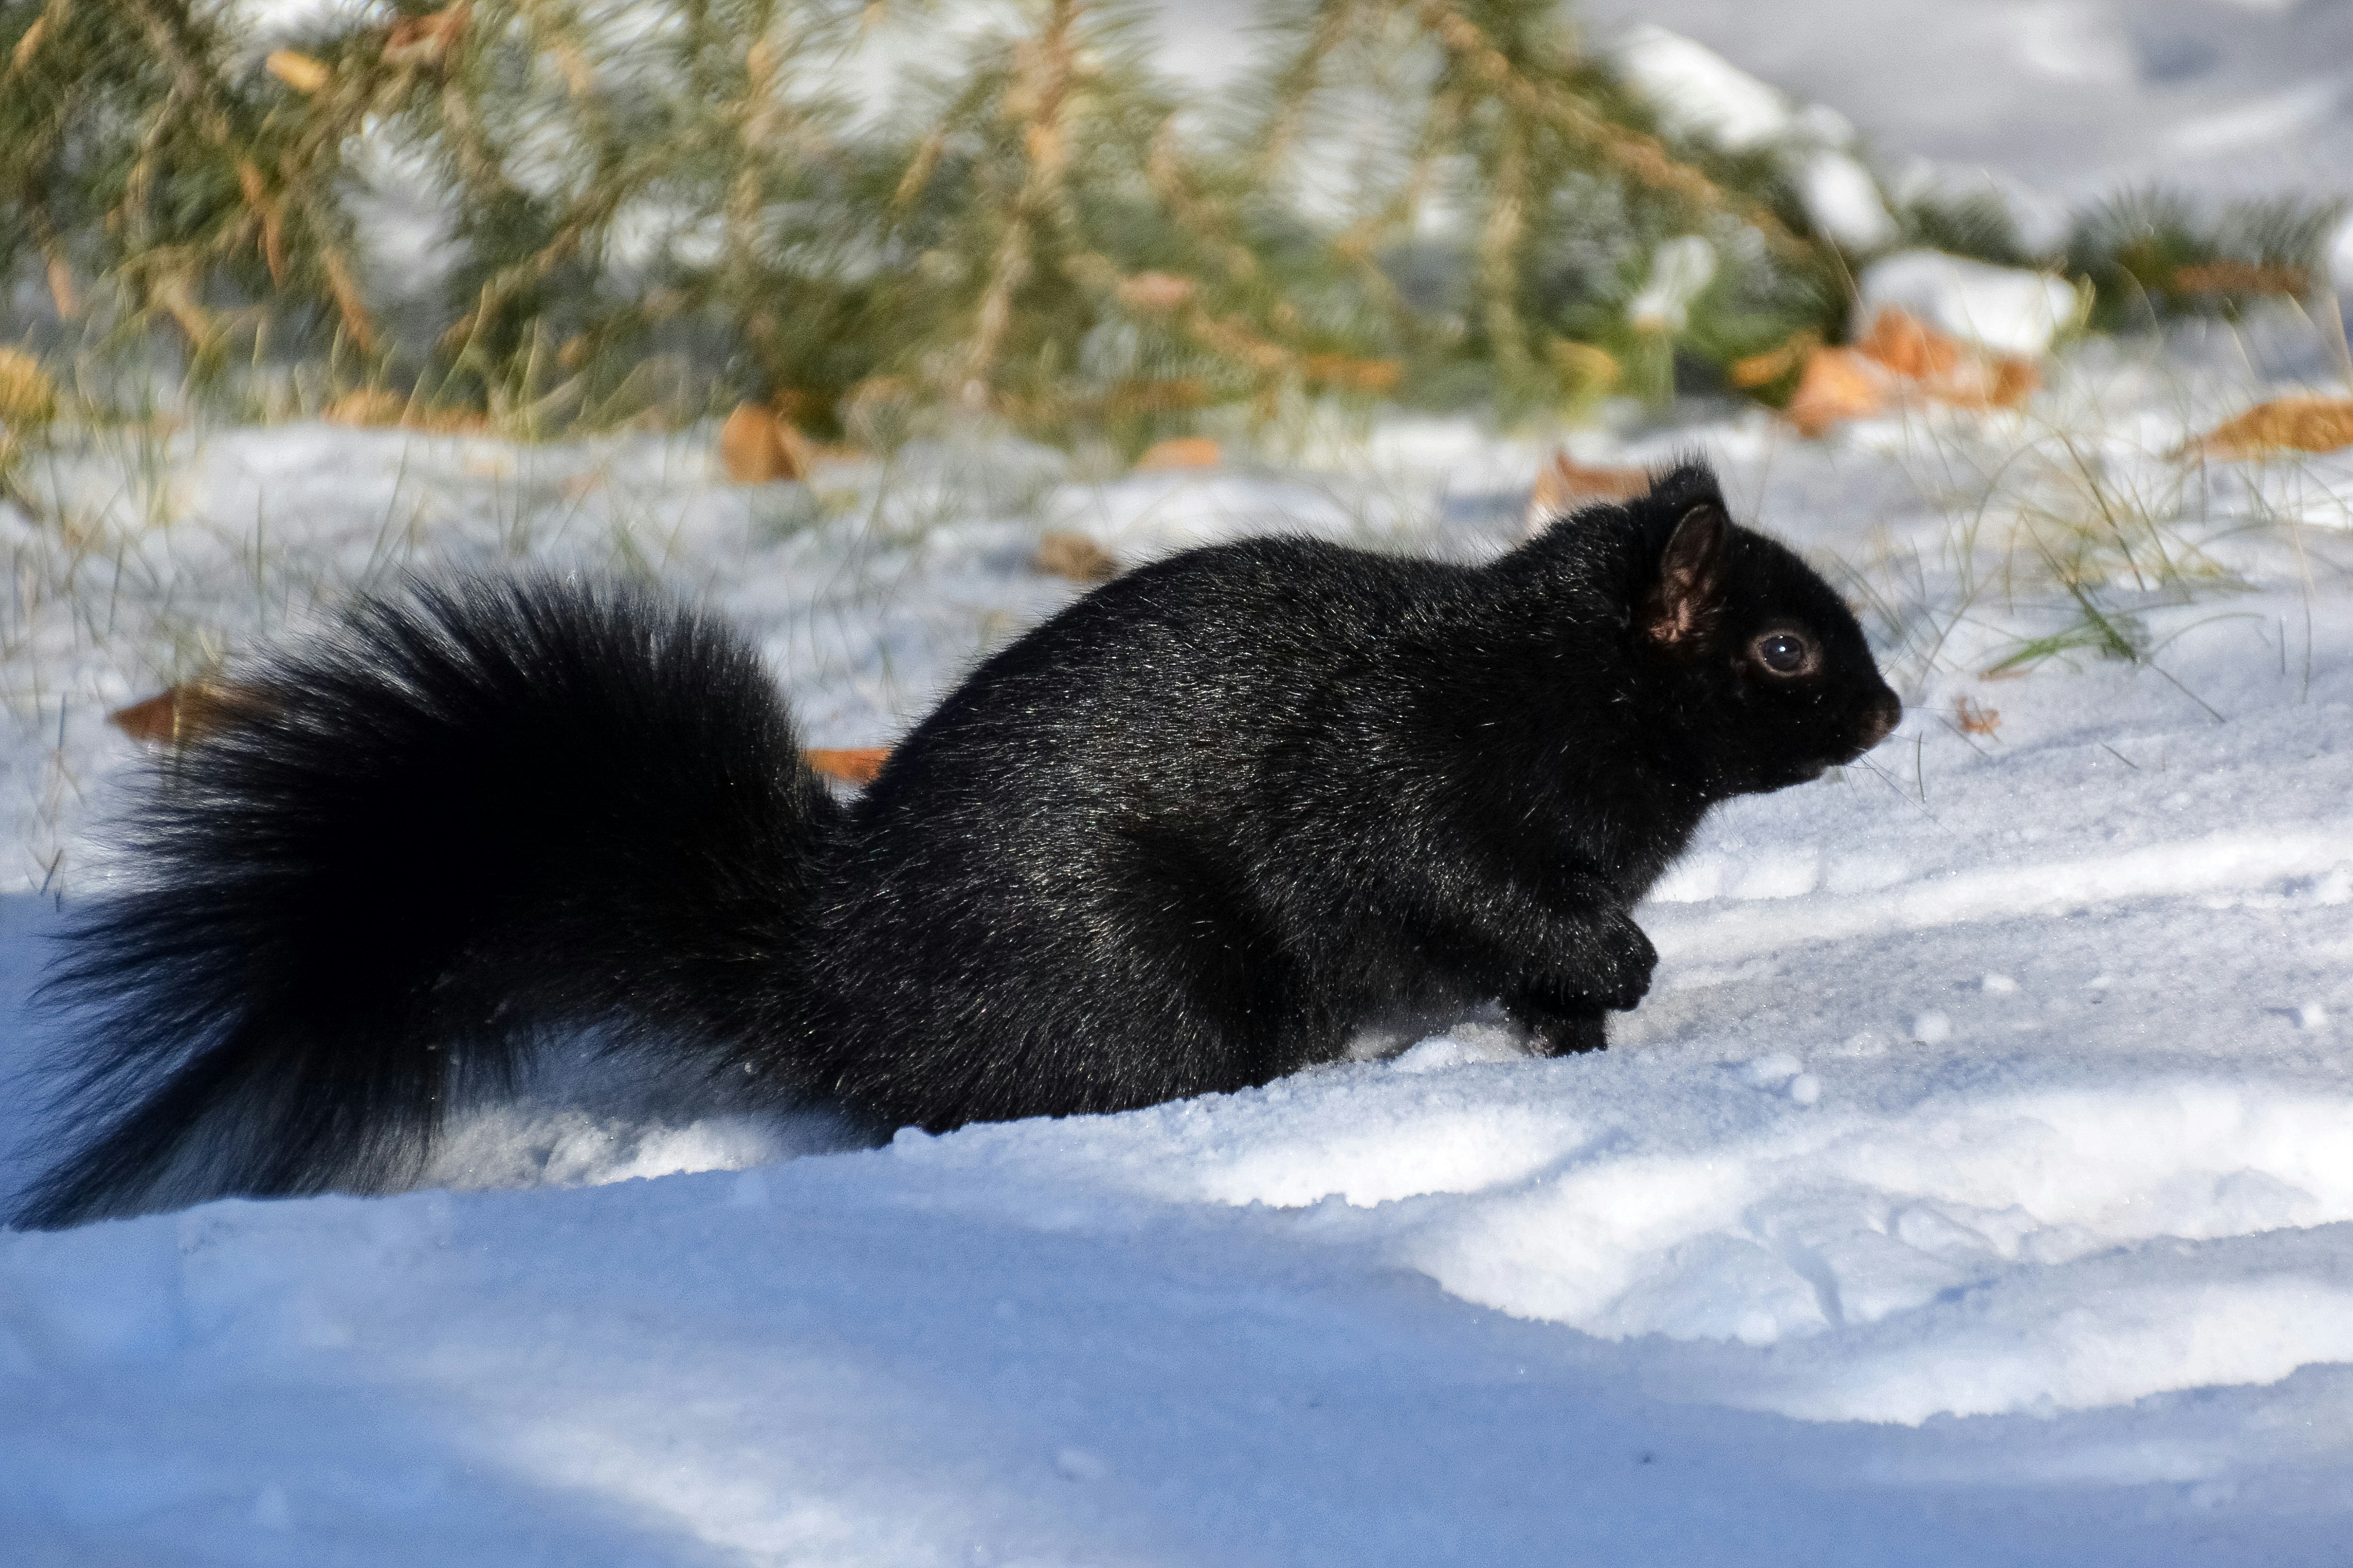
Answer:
top-left (1855, 688), bottom-right (1902, 751)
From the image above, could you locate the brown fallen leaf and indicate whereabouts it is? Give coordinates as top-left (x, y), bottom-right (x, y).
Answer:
top-left (1299, 355), bottom-right (1404, 395)
top-left (324, 388), bottom-right (486, 434)
top-left (384, 3), bottom-right (469, 69)
top-left (807, 747), bottom-right (890, 786)
top-left (718, 402), bottom-right (813, 484)
top-left (1785, 347), bottom-right (1894, 437)
top-left (1785, 309), bottom-right (2041, 438)
top-left (1524, 453), bottom-right (1653, 536)
top-left (107, 691), bottom-right (181, 747)
top-left (1985, 356), bottom-right (2042, 409)
top-left (114, 681), bottom-right (892, 797)
top-left (326, 389), bottom-right (404, 427)
top-left (1854, 308), bottom-right (1962, 382)
top-left (1547, 339), bottom-right (1621, 401)
top-left (265, 49), bottom-right (331, 94)
top-left (1116, 272), bottom-right (1197, 313)
top-left (1860, 308), bottom-right (2038, 413)
top-left (2181, 396), bottom-right (2353, 462)
top-left (2168, 261), bottom-right (2308, 298)
top-left (1105, 378), bottom-right (1212, 418)
top-left (1728, 330), bottom-right (1821, 390)
top-left (1033, 531), bottom-right (1119, 583)
top-left (1953, 695), bottom-right (2002, 737)
top-left (1134, 436), bottom-right (1221, 472)
top-left (44, 255), bottom-right (77, 320)
top-left (108, 681), bottom-right (268, 748)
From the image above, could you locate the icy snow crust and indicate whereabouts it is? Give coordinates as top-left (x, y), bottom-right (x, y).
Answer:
top-left (9, 334), bottom-right (2353, 1558)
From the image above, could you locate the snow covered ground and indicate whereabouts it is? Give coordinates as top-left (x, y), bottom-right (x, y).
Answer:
top-left (12, 7), bottom-right (2353, 1565)
top-left (9, 320), bottom-right (2353, 1563)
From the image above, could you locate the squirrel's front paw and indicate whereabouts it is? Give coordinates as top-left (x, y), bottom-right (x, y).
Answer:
top-left (1583, 914), bottom-right (1656, 1011)
top-left (1519, 1008), bottom-right (1607, 1057)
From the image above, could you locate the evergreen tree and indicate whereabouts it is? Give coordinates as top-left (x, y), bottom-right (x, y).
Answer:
top-left (0, 0), bottom-right (2340, 442)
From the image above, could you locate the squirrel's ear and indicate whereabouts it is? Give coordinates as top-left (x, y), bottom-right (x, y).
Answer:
top-left (1642, 501), bottom-right (1728, 656)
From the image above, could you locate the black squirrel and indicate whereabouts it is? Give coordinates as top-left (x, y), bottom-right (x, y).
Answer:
top-left (15, 461), bottom-right (1900, 1227)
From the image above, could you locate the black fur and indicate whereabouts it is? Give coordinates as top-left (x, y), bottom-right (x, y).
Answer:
top-left (15, 462), bottom-right (1899, 1227)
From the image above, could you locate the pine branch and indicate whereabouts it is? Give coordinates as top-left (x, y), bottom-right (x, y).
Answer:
top-left (1405, 0), bottom-right (1813, 263)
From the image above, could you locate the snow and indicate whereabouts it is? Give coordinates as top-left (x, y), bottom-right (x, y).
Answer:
top-left (1607, 25), bottom-right (1901, 252)
top-left (10, 315), bottom-right (2353, 1559)
top-left (1859, 250), bottom-right (2086, 358)
top-left (1612, 23), bottom-right (1801, 152)
top-left (1575, 0), bottom-right (2353, 207)
top-left (11, 7), bottom-right (2353, 1566)
top-left (1625, 236), bottom-right (1719, 335)
top-left (1794, 149), bottom-right (1899, 253)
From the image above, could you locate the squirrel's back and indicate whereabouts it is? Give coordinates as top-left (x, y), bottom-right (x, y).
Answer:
top-left (16, 462), bottom-right (1903, 1226)
top-left (799, 534), bottom-right (1615, 1127)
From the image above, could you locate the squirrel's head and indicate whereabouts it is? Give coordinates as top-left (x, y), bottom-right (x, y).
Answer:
top-left (1531, 462), bottom-right (1903, 795)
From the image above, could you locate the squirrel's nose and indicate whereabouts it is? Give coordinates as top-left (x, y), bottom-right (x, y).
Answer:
top-left (1856, 689), bottom-right (1902, 750)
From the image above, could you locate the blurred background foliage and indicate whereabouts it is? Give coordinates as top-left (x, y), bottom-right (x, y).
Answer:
top-left (1, 0), bottom-right (2343, 452)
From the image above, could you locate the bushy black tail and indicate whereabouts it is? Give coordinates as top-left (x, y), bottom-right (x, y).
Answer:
top-left (16, 577), bottom-right (837, 1228)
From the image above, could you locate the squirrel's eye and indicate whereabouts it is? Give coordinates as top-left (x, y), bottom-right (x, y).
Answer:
top-left (1753, 631), bottom-right (1816, 676)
